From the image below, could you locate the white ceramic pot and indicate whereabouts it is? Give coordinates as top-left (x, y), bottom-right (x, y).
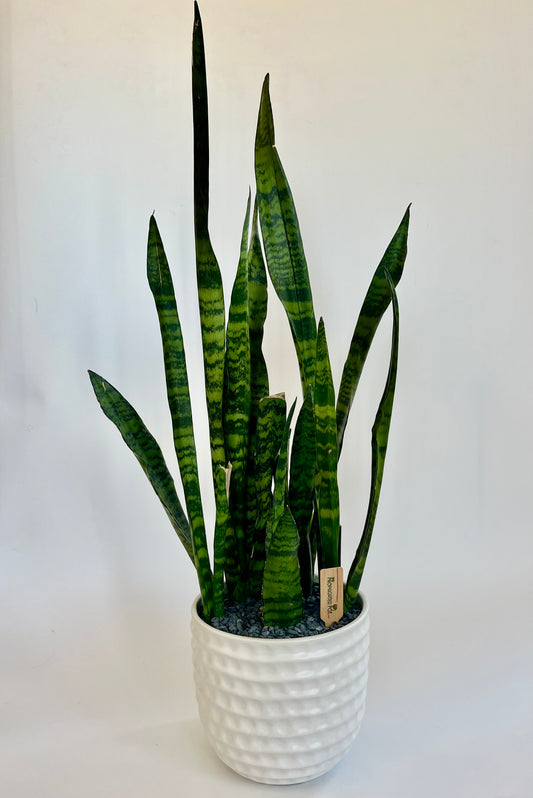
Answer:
top-left (190, 594), bottom-right (370, 785)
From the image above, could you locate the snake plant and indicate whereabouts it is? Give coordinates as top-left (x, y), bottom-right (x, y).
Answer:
top-left (89, 2), bottom-right (410, 627)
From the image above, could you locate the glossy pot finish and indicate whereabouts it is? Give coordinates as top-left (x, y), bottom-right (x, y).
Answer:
top-left (191, 594), bottom-right (370, 785)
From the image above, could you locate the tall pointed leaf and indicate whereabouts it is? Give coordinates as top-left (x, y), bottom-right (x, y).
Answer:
top-left (288, 386), bottom-right (316, 595)
top-left (336, 205), bottom-right (410, 454)
top-left (146, 215), bottom-right (213, 618)
top-left (254, 75), bottom-right (317, 395)
top-left (262, 397), bottom-right (300, 628)
top-left (248, 394), bottom-right (286, 597)
top-left (265, 399), bottom-right (296, 553)
top-left (192, 1), bottom-right (226, 478)
top-left (88, 371), bottom-right (193, 562)
top-left (192, 2), bottom-right (228, 609)
top-left (224, 196), bottom-right (253, 596)
top-left (224, 196), bottom-right (252, 463)
top-left (247, 197), bottom-right (269, 416)
top-left (345, 271), bottom-right (400, 611)
top-left (314, 319), bottom-right (340, 569)
top-left (213, 463), bottom-right (231, 617)
top-left (245, 197), bottom-right (270, 565)
top-left (262, 508), bottom-right (303, 628)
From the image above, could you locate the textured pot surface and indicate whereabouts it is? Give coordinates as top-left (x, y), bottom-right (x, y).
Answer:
top-left (190, 594), bottom-right (370, 785)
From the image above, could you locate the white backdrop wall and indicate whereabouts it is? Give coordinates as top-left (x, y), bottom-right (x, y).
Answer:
top-left (1, 1), bottom-right (532, 796)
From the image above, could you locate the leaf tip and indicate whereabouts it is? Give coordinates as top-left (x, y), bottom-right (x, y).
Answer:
top-left (256, 74), bottom-right (275, 149)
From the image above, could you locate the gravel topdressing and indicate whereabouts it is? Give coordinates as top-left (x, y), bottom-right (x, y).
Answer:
top-left (205, 582), bottom-right (362, 638)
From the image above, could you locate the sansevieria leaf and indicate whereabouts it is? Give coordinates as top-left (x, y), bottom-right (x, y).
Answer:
top-left (192, 1), bottom-right (226, 478)
top-left (314, 319), bottom-right (340, 569)
top-left (253, 395), bottom-right (287, 516)
top-left (248, 393), bottom-right (286, 597)
top-left (147, 214), bottom-right (214, 619)
top-left (262, 507), bottom-right (303, 628)
top-left (345, 271), bottom-right (400, 611)
top-left (254, 75), bottom-right (317, 396)
top-left (244, 197), bottom-right (270, 569)
top-left (288, 386), bottom-right (316, 596)
top-left (336, 205), bottom-right (410, 455)
top-left (247, 197), bottom-right (269, 419)
top-left (265, 399), bottom-right (296, 553)
top-left (213, 463), bottom-right (231, 617)
top-left (224, 195), bottom-right (253, 596)
top-left (192, 2), bottom-right (227, 609)
top-left (88, 371), bottom-right (193, 562)
top-left (262, 400), bottom-right (303, 627)
top-left (224, 194), bottom-right (252, 466)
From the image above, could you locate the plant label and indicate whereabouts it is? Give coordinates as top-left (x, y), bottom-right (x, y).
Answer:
top-left (320, 567), bottom-right (343, 627)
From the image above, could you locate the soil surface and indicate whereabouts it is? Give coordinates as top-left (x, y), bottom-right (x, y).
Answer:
top-left (206, 582), bottom-right (362, 638)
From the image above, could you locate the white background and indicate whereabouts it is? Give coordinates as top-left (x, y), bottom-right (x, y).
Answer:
top-left (1, 0), bottom-right (532, 795)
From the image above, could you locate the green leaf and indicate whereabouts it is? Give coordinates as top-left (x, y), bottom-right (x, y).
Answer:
top-left (309, 508), bottom-right (319, 576)
top-left (224, 194), bottom-right (252, 465)
top-left (345, 271), bottom-right (400, 611)
top-left (262, 507), bottom-right (303, 628)
top-left (266, 398), bottom-right (297, 553)
top-left (261, 399), bottom-right (302, 625)
top-left (146, 214), bottom-right (213, 619)
top-left (224, 196), bottom-right (252, 463)
top-left (192, 2), bottom-right (227, 611)
top-left (336, 205), bottom-right (410, 455)
top-left (288, 386), bottom-right (316, 595)
top-left (314, 319), bottom-right (340, 569)
top-left (192, 0), bottom-right (226, 478)
top-left (224, 195), bottom-right (253, 596)
top-left (88, 370), bottom-right (193, 562)
top-left (213, 464), bottom-right (231, 617)
top-left (247, 197), bottom-right (269, 424)
top-left (254, 75), bottom-right (317, 396)
top-left (244, 197), bottom-right (270, 573)
top-left (192, 2), bottom-right (210, 241)
top-left (248, 393), bottom-right (287, 597)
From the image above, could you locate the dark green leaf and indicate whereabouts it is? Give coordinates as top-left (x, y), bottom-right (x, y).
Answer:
top-left (345, 271), bottom-right (400, 611)
top-left (314, 319), bottom-right (340, 569)
top-left (213, 464), bottom-right (231, 617)
top-left (147, 215), bottom-right (213, 618)
top-left (224, 195), bottom-right (252, 462)
top-left (192, 0), bottom-right (226, 478)
top-left (248, 394), bottom-right (287, 597)
top-left (192, 3), bottom-right (227, 611)
top-left (224, 196), bottom-right (253, 597)
top-left (254, 75), bottom-right (317, 395)
top-left (266, 398), bottom-right (296, 553)
top-left (247, 197), bottom-right (269, 422)
top-left (336, 205), bottom-right (410, 454)
top-left (262, 508), bottom-right (303, 627)
top-left (288, 386), bottom-right (316, 595)
top-left (261, 399), bottom-right (303, 626)
top-left (88, 370), bottom-right (193, 562)
top-left (245, 197), bottom-right (270, 575)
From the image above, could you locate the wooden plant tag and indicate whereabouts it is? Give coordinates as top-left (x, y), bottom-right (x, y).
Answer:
top-left (320, 567), bottom-right (344, 627)
top-left (223, 462), bottom-right (232, 501)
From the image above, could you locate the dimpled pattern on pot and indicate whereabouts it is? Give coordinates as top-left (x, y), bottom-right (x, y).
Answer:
top-left (190, 594), bottom-right (370, 785)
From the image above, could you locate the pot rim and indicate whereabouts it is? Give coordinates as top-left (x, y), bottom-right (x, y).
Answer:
top-left (191, 591), bottom-right (368, 646)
